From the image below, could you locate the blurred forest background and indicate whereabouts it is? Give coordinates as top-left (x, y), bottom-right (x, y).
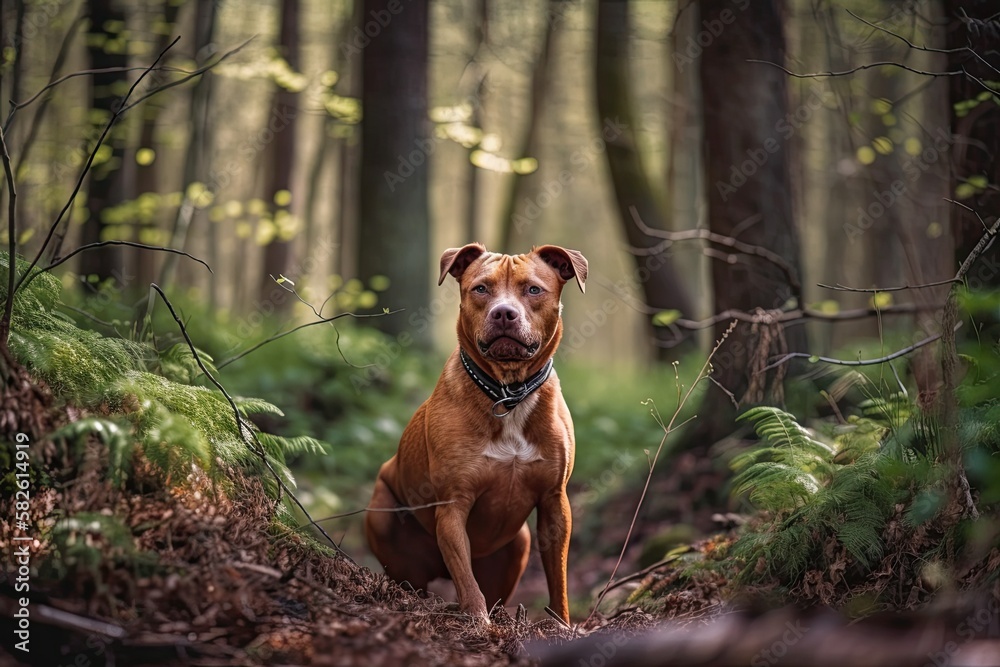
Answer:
top-left (4, 0), bottom-right (995, 370)
top-left (2, 0), bottom-right (1000, 634)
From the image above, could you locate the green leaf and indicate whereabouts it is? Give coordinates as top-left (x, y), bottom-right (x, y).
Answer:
top-left (651, 310), bottom-right (681, 327)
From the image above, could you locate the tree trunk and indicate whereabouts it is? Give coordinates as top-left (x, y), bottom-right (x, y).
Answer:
top-left (357, 0), bottom-right (430, 340)
top-left (595, 0), bottom-right (696, 358)
top-left (158, 0), bottom-right (215, 313)
top-left (695, 0), bottom-right (807, 441)
top-left (257, 0), bottom-right (300, 312)
top-left (79, 0), bottom-right (129, 285)
top-left (132, 0), bottom-right (182, 299)
top-left (947, 2), bottom-right (1000, 287)
top-left (496, 0), bottom-right (559, 253)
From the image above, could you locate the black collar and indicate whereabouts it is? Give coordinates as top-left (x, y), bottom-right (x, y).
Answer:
top-left (459, 348), bottom-right (553, 417)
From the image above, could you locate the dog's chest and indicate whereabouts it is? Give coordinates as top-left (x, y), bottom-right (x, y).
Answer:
top-left (481, 396), bottom-right (543, 463)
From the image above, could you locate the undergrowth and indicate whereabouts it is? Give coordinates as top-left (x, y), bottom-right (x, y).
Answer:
top-left (1, 251), bottom-right (323, 506)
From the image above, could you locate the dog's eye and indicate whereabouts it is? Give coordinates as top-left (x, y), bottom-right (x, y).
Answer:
top-left (471, 285), bottom-right (488, 294)
top-left (527, 285), bottom-right (543, 295)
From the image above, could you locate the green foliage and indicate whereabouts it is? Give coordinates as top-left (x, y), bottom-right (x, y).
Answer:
top-left (2, 251), bottom-right (316, 500)
top-left (49, 418), bottom-right (133, 485)
top-left (730, 407), bottom-right (919, 582)
top-left (43, 512), bottom-right (158, 583)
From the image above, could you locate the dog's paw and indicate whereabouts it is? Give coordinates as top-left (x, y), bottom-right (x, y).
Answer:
top-left (459, 594), bottom-right (490, 623)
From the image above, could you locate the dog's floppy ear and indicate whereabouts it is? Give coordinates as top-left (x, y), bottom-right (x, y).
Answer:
top-left (535, 245), bottom-right (588, 293)
top-left (438, 243), bottom-right (487, 285)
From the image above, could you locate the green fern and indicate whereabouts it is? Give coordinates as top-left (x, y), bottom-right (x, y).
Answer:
top-left (2, 251), bottom-right (326, 503)
top-left (731, 407), bottom-right (908, 583)
top-left (48, 418), bottom-right (134, 485)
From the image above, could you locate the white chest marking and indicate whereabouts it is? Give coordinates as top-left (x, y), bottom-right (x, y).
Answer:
top-left (482, 394), bottom-right (543, 463)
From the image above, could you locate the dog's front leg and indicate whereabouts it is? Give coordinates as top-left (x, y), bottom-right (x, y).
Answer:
top-left (537, 488), bottom-right (572, 623)
top-left (436, 502), bottom-right (488, 618)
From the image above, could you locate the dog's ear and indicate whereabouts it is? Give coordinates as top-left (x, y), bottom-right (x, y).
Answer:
top-left (438, 243), bottom-right (487, 285)
top-left (535, 245), bottom-right (588, 293)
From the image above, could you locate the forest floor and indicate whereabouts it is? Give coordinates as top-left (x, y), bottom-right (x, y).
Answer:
top-left (2, 367), bottom-right (999, 666)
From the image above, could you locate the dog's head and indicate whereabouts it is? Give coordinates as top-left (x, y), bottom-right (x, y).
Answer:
top-left (438, 244), bottom-right (587, 377)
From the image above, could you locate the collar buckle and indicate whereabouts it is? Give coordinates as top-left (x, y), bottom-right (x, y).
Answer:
top-left (460, 349), bottom-right (553, 418)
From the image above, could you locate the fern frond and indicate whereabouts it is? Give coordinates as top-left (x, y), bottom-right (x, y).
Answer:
top-left (49, 418), bottom-right (135, 485)
top-left (258, 433), bottom-right (328, 456)
top-left (733, 462), bottom-right (819, 511)
top-left (235, 396), bottom-right (286, 417)
top-left (739, 407), bottom-right (835, 457)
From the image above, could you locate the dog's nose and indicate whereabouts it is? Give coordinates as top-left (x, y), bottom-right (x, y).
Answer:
top-left (490, 304), bottom-right (519, 323)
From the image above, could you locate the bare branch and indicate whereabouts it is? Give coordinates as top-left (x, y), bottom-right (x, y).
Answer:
top-left (817, 278), bottom-right (960, 293)
top-left (845, 9), bottom-right (1000, 78)
top-left (0, 124), bottom-right (16, 345)
top-left (586, 322), bottom-right (736, 627)
top-left (311, 499), bottom-right (455, 522)
top-left (759, 323), bottom-right (960, 374)
top-left (4, 66), bottom-right (194, 131)
top-left (10, 6), bottom-right (85, 171)
top-left (44, 241), bottom-right (212, 274)
top-left (628, 206), bottom-right (802, 291)
top-left (117, 37), bottom-right (254, 114)
top-left (15, 36), bottom-right (181, 294)
top-left (746, 58), bottom-right (963, 80)
top-left (216, 309), bottom-right (401, 370)
top-left (945, 198), bottom-right (990, 233)
top-left (149, 283), bottom-right (355, 564)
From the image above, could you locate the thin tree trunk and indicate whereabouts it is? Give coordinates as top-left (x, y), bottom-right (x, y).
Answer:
top-left (357, 0), bottom-right (430, 339)
top-left (947, 1), bottom-right (999, 281)
top-left (132, 0), bottom-right (181, 299)
top-left (257, 0), bottom-right (300, 311)
top-left (159, 0), bottom-right (215, 294)
top-left (496, 0), bottom-right (559, 253)
top-left (695, 0), bottom-right (808, 442)
top-left (596, 0), bottom-right (695, 358)
top-left (79, 0), bottom-right (128, 285)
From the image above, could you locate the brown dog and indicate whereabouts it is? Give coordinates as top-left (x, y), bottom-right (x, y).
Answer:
top-left (365, 243), bottom-right (587, 622)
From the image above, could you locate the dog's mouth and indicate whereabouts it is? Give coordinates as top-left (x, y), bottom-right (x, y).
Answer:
top-left (478, 336), bottom-right (540, 360)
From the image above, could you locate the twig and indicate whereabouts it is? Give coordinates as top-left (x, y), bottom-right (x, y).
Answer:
top-left (759, 323), bottom-right (961, 374)
top-left (628, 206), bottom-right (801, 292)
top-left (746, 58), bottom-right (963, 80)
top-left (10, 5), bottom-right (85, 171)
top-left (604, 555), bottom-right (680, 593)
top-left (16, 37), bottom-right (181, 294)
top-left (310, 499), bottom-right (455, 523)
top-left (32, 603), bottom-right (126, 639)
top-left (149, 284), bottom-right (356, 565)
top-left (707, 375), bottom-right (739, 409)
top-left (1, 124), bottom-right (16, 345)
top-left (116, 37), bottom-right (254, 114)
top-left (845, 9), bottom-right (1000, 78)
top-left (817, 278), bottom-right (960, 293)
top-left (216, 309), bottom-right (400, 369)
top-left (17, 241), bottom-right (213, 295)
top-left (4, 66), bottom-right (195, 131)
top-left (945, 198), bottom-right (989, 233)
top-left (584, 322), bottom-right (736, 629)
